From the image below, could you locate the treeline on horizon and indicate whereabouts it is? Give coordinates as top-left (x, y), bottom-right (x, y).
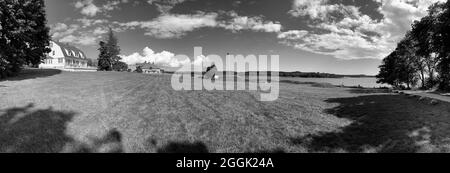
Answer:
top-left (171, 71), bottom-right (373, 78)
top-left (377, 1), bottom-right (450, 91)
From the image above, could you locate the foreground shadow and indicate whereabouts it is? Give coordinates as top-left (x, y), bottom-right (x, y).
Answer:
top-left (0, 69), bottom-right (62, 82)
top-left (0, 104), bottom-right (124, 153)
top-left (348, 88), bottom-right (391, 94)
top-left (292, 95), bottom-right (450, 153)
top-left (0, 104), bottom-right (76, 153)
top-left (70, 129), bottom-right (124, 153)
top-left (157, 141), bottom-right (209, 153)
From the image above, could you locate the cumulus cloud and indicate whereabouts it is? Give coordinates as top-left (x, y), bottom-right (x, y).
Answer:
top-left (75, 0), bottom-right (130, 17)
top-left (120, 46), bottom-right (217, 70)
top-left (50, 21), bottom-right (111, 46)
top-left (120, 47), bottom-right (191, 67)
top-left (75, 0), bottom-right (101, 17)
top-left (281, 0), bottom-right (446, 60)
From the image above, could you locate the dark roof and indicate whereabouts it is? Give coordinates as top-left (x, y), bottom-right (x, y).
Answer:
top-left (137, 63), bottom-right (162, 70)
top-left (53, 41), bottom-right (88, 60)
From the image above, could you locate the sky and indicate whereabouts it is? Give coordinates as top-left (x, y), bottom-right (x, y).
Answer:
top-left (44, 0), bottom-right (446, 75)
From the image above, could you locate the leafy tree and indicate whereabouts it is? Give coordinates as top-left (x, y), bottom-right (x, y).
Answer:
top-left (377, 36), bottom-right (419, 89)
top-left (112, 61), bottom-right (128, 72)
top-left (434, 1), bottom-right (450, 90)
top-left (97, 28), bottom-right (122, 71)
top-left (0, 0), bottom-right (51, 78)
top-left (378, 1), bottom-right (450, 91)
top-left (106, 28), bottom-right (122, 71)
top-left (97, 41), bottom-right (111, 71)
top-left (377, 52), bottom-right (402, 88)
top-left (411, 3), bottom-right (445, 89)
top-left (135, 66), bottom-right (143, 73)
top-left (87, 58), bottom-right (96, 67)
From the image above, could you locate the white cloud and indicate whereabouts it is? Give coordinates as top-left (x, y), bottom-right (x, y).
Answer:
top-left (50, 24), bottom-right (80, 39)
top-left (119, 11), bottom-right (282, 39)
top-left (93, 27), bottom-right (109, 35)
top-left (50, 21), bottom-right (110, 46)
top-left (282, 0), bottom-right (446, 60)
top-left (51, 23), bottom-right (68, 31)
top-left (277, 30), bottom-right (309, 40)
top-left (121, 12), bottom-right (218, 39)
top-left (191, 54), bottom-right (213, 67)
top-left (120, 46), bottom-right (216, 69)
top-left (219, 11), bottom-right (282, 33)
top-left (75, 0), bottom-right (130, 17)
top-left (147, 0), bottom-right (187, 13)
top-left (120, 47), bottom-right (191, 67)
top-left (77, 18), bottom-right (109, 28)
top-left (75, 0), bottom-right (101, 17)
top-left (59, 34), bottom-right (99, 46)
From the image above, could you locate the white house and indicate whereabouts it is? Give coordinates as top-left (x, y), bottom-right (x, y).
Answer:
top-left (136, 62), bottom-right (164, 74)
top-left (39, 41), bottom-right (89, 69)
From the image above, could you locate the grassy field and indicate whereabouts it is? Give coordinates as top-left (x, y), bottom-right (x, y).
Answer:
top-left (1, 69), bottom-right (450, 153)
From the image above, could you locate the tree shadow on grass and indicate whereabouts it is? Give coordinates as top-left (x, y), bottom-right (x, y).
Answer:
top-left (251, 148), bottom-right (286, 153)
top-left (291, 94), bottom-right (450, 153)
top-left (0, 69), bottom-right (62, 82)
top-left (0, 103), bottom-right (76, 153)
top-left (157, 141), bottom-right (209, 153)
top-left (348, 88), bottom-right (391, 94)
top-left (0, 104), bottom-right (124, 153)
top-left (70, 129), bottom-right (124, 153)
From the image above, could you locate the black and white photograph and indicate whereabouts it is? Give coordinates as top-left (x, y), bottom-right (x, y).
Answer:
top-left (2, 0), bottom-right (450, 161)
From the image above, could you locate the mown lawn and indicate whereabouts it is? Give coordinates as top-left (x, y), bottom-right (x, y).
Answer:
top-left (1, 69), bottom-right (450, 153)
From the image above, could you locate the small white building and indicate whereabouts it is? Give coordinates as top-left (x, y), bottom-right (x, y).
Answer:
top-left (137, 63), bottom-right (164, 74)
top-left (39, 41), bottom-right (89, 69)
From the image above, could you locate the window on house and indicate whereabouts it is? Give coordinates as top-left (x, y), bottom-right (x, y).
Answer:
top-left (53, 50), bottom-right (55, 56)
top-left (65, 49), bottom-right (71, 56)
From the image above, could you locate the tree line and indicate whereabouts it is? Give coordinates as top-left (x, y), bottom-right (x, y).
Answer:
top-left (377, 1), bottom-right (450, 91)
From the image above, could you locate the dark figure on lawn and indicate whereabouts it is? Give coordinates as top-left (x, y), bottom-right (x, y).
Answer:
top-left (204, 64), bottom-right (218, 81)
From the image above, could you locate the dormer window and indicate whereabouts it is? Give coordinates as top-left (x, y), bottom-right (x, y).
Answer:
top-left (65, 49), bottom-right (70, 56)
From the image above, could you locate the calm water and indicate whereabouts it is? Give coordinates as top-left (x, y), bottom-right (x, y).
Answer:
top-left (279, 77), bottom-right (389, 88)
top-left (219, 75), bottom-right (389, 88)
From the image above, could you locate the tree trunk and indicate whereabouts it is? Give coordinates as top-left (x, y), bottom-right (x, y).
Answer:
top-left (421, 71), bottom-right (425, 89)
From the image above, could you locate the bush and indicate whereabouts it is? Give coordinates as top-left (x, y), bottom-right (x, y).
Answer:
top-left (135, 66), bottom-right (143, 73)
top-left (112, 61), bottom-right (128, 72)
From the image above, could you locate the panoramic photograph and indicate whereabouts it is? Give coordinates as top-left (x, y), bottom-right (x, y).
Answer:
top-left (1, 0), bottom-right (450, 156)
